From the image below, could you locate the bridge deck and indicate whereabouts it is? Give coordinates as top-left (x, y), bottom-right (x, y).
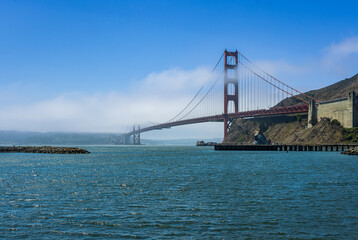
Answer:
top-left (126, 104), bottom-right (309, 135)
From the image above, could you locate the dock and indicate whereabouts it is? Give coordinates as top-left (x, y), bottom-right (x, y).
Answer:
top-left (214, 144), bottom-right (358, 152)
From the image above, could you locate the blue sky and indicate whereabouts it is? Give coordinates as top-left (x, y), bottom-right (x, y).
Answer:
top-left (1, 0), bottom-right (358, 139)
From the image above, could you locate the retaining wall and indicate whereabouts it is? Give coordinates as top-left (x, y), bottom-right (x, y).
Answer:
top-left (308, 91), bottom-right (358, 128)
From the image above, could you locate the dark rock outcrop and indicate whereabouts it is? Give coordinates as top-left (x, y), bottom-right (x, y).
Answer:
top-left (252, 129), bottom-right (268, 145)
top-left (196, 141), bottom-right (217, 146)
top-left (341, 147), bottom-right (358, 155)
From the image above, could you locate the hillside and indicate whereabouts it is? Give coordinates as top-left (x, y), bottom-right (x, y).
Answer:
top-left (226, 116), bottom-right (345, 145)
top-left (276, 74), bottom-right (358, 107)
top-left (226, 74), bottom-right (358, 144)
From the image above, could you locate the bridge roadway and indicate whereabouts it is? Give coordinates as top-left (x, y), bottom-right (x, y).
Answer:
top-left (126, 104), bottom-right (309, 136)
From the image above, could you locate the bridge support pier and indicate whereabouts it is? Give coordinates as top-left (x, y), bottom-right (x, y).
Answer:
top-left (223, 116), bottom-right (234, 142)
top-left (308, 100), bottom-right (317, 128)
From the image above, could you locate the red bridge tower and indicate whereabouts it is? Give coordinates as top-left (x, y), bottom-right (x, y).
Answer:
top-left (223, 50), bottom-right (239, 140)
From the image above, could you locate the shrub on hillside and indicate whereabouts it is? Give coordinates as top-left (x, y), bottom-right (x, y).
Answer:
top-left (343, 128), bottom-right (358, 142)
top-left (330, 119), bottom-right (341, 126)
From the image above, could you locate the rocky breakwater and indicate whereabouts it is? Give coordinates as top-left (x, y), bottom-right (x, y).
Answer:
top-left (0, 146), bottom-right (90, 154)
top-left (196, 141), bottom-right (218, 146)
top-left (341, 147), bottom-right (358, 155)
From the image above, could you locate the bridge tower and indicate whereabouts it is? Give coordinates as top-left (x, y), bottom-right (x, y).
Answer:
top-left (223, 50), bottom-right (239, 140)
top-left (132, 125), bottom-right (141, 145)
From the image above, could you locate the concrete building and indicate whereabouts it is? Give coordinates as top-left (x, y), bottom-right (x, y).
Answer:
top-left (308, 91), bottom-right (358, 128)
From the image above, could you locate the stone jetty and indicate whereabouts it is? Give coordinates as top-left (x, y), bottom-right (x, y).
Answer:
top-left (196, 141), bottom-right (217, 146)
top-left (0, 146), bottom-right (90, 154)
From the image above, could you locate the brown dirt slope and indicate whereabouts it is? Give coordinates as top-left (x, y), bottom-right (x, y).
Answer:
top-left (276, 73), bottom-right (358, 107)
top-left (288, 118), bottom-right (344, 144)
top-left (226, 115), bottom-right (345, 145)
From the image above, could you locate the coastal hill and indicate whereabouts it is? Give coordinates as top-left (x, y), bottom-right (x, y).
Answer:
top-left (226, 74), bottom-right (358, 144)
top-left (276, 74), bottom-right (358, 107)
top-left (225, 115), bottom-right (346, 145)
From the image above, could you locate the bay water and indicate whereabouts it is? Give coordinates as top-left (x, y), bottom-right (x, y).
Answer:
top-left (1, 146), bottom-right (357, 239)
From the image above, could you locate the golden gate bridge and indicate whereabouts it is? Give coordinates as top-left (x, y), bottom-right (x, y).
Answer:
top-left (121, 49), bottom-right (318, 144)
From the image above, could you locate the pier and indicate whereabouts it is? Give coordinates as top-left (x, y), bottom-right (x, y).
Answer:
top-left (214, 144), bottom-right (358, 152)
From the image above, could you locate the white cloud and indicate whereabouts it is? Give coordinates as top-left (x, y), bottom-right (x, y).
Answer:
top-left (250, 37), bottom-right (358, 91)
top-left (141, 67), bottom-right (213, 94)
top-left (253, 37), bottom-right (358, 78)
top-left (253, 59), bottom-right (309, 76)
top-left (322, 37), bottom-right (358, 72)
top-left (248, 59), bottom-right (313, 91)
top-left (326, 37), bottom-right (358, 57)
top-left (0, 67), bottom-right (220, 137)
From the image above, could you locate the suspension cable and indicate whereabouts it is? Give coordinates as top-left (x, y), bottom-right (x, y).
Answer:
top-left (238, 59), bottom-right (309, 104)
top-left (178, 69), bottom-right (224, 120)
top-left (166, 51), bottom-right (225, 123)
top-left (237, 51), bottom-right (319, 102)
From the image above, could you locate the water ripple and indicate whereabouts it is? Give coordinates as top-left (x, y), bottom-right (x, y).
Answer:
top-left (0, 146), bottom-right (357, 239)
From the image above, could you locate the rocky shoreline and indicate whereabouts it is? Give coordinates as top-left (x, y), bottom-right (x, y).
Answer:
top-left (341, 147), bottom-right (358, 155)
top-left (0, 146), bottom-right (90, 154)
top-left (196, 141), bottom-right (218, 146)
